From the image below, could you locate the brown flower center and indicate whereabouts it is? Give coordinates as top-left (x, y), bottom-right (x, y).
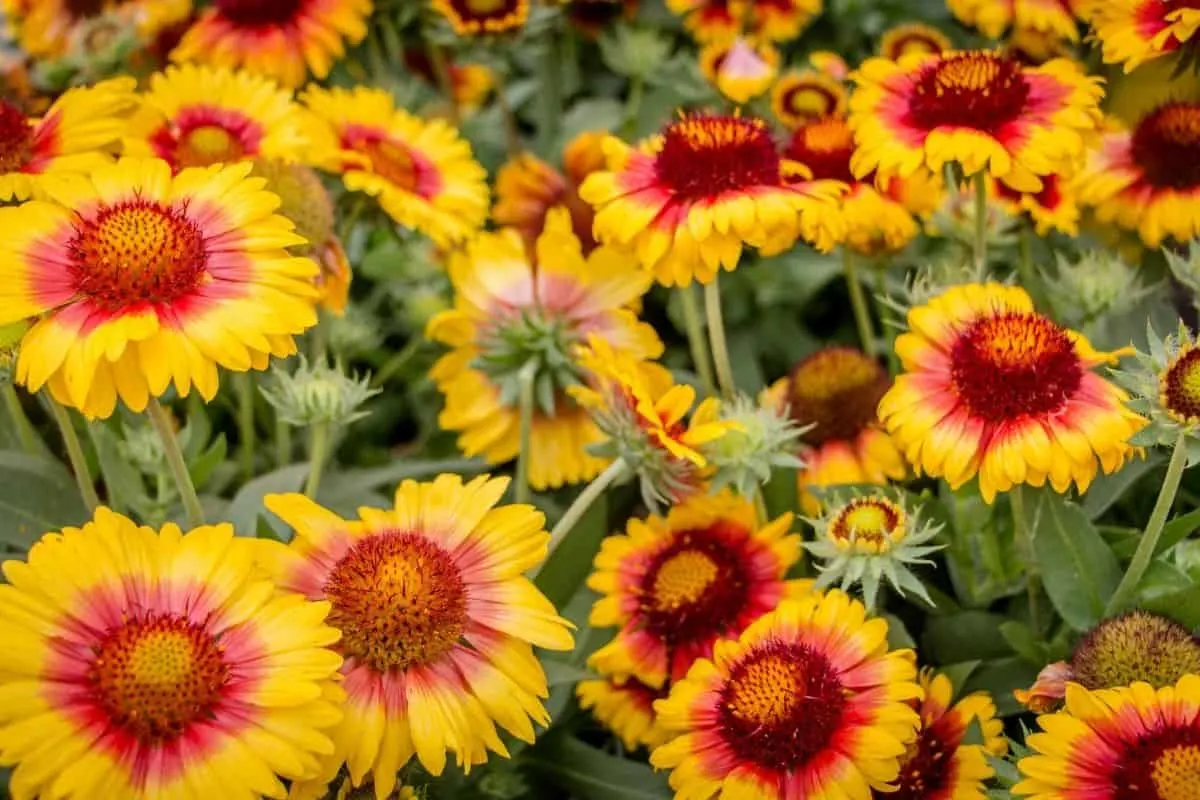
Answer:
top-left (324, 531), bottom-right (468, 672)
top-left (1133, 103), bottom-right (1200, 191)
top-left (65, 0), bottom-right (106, 18)
top-left (215, 0), bottom-right (306, 26)
top-left (0, 99), bottom-right (33, 174)
top-left (69, 202), bottom-right (208, 312)
top-left (1161, 347), bottom-right (1200, 423)
top-left (88, 612), bottom-right (229, 742)
top-left (784, 115), bottom-right (856, 183)
top-left (1072, 611), bottom-right (1200, 692)
top-left (788, 346), bottom-right (890, 445)
top-left (655, 114), bottom-right (782, 200)
top-left (907, 52), bottom-right (1030, 134)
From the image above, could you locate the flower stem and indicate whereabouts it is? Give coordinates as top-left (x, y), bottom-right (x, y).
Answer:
top-left (275, 414), bottom-right (292, 467)
top-left (3, 384), bottom-right (41, 456)
top-left (370, 338), bottom-right (421, 389)
top-left (621, 74), bottom-right (644, 139)
top-left (515, 361), bottom-right (538, 506)
top-left (536, 22), bottom-right (563, 154)
top-left (47, 398), bottom-right (99, 513)
top-left (754, 488), bottom-right (769, 525)
top-left (972, 170), bottom-right (988, 272)
top-left (494, 68), bottom-right (522, 159)
top-left (534, 459), bottom-right (626, 577)
top-left (424, 37), bottom-right (461, 125)
top-left (1105, 431), bottom-right (1189, 616)
top-left (704, 277), bottom-right (737, 399)
top-left (304, 421), bottom-right (331, 500)
top-left (842, 248), bottom-right (876, 357)
top-left (678, 285), bottom-right (717, 397)
top-left (235, 372), bottom-right (256, 482)
top-left (1010, 484), bottom-right (1040, 634)
top-left (147, 398), bottom-right (204, 527)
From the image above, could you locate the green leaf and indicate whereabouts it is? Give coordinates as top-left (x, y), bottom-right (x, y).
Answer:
top-left (525, 734), bottom-right (672, 800)
top-left (884, 613), bottom-right (915, 650)
top-left (922, 611), bottom-right (1014, 663)
top-left (1027, 490), bottom-right (1122, 631)
top-left (762, 465), bottom-right (798, 520)
top-left (0, 451), bottom-right (88, 550)
top-left (225, 464), bottom-right (309, 537)
top-left (1082, 452), bottom-right (1164, 520)
top-left (189, 435), bottom-right (227, 490)
top-left (998, 621), bottom-right (1043, 665)
top-left (542, 659), bottom-right (596, 686)
top-left (535, 489), bottom-right (610, 611)
top-left (87, 422), bottom-right (145, 516)
top-left (960, 656), bottom-right (1040, 717)
top-left (1143, 585), bottom-right (1200, 628)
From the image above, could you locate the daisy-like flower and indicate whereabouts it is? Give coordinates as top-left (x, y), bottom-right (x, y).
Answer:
top-left (576, 677), bottom-right (671, 752)
top-left (878, 283), bottom-right (1145, 503)
top-left (747, 0), bottom-right (822, 42)
top-left (888, 670), bottom-right (1007, 800)
top-left (123, 63), bottom-right (309, 172)
top-left (651, 590), bottom-right (922, 799)
top-left (9, 0), bottom-right (189, 58)
top-left (948, 0), bottom-right (1084, 42)
top-left (992, 172), bottom-right (1079, 235)
top-left (259, 476), bottom-right (575, 799)
top-left (0, 507), bottom-right (344, 800)
top-left (0, 157), bottom-right (320, 419)
top-left (1015, 675), bottom-right (1200, 799)
top-left (699, 36), bottom-right (779, 105)
top-left (1114, 320), bottom-right (1200, 451)
top-left (587, 490), bottom-right (805, 687)
top-left (665, 0), bottom-right (743, 42)
top-left (427, 209), bottom-right (662, 491)
top-left (431, 0), bottom-right (530, 35)
top-left (303, 85), bottom-right (489, 248)
top-left (171, 0), bottom-right (372, 89)
top-left (1075, 103), bottom-right (1200, 248)
top-left (403, 49), bottom-right (496, 114)
top-left (849, 50), bottom-right (1103, 192)
top-left (879, 23), bottom-right (952, 60)
top-left (580, 113), bottom-right (846, 287)
top-left (770, 69), bottom-right (848, 129)
top-left (0, 77), bottom-right (135, 202)
top-left (765, 347), bottom-right (907, 514)
top-left (810, 49), bottom-right (851, 79)
top-left (1082, 0), bottom-right (1200, 71)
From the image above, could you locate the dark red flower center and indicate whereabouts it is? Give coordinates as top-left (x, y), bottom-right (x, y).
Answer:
top-left (777, 79), bottom-right (842, 125)
top-left (1131, 102), bottom-right (1200, 190)
top-left (949, 311), bottom-right (1083, 424)
top-left (65, 0), bottom-right (106, 18)
top-left (892, 713), bottom-right (964, 799)
top-left (883, 25), bottom-right (951, 60)
top-left (445, 0), bottom-right (524, 23)
top-left (718, 639), bottom-right (846, 773)
top-left (88, 612), bottom-right (229, 742)
top-left (906, 52), bottom-right (1030, 134)
top-left (1161, 347), bottom-right (1200, 423)
top-left (655, 115), bottom-right (782, 200)
top-left (784, 115), bottom-right (856, 183)
top-left (69, 201), bottom-right (209, 312)
top-left (324, 531), bottom-right (468, 672)
top-left (1112, 724), bottom-right (1200, 800)
top-left (215, 0), bottom-right (306, 27)
top-left (994, 173), bottom-right (1064, 211)
top-left (0, 99), bottom-right (34, 174)
top-left (788, 346), bottom-right (890, 446)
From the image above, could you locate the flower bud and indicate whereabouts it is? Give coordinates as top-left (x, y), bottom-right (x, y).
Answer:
top-left (260, 357), bottom-right (379, 428)
top-left (702, 393), bottom-right (805, 498)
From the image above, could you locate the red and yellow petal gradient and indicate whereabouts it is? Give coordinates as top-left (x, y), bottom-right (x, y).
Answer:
top-left (172, 0), bottom-right (371, 89)
top-left (427, 208), bottom-right (662, 491)
top-left (0, 156), bottom-right (320, 419)
top-left (10, 0), bottom-right (190, 58)
top-left (0, 507), bottom-right (344, 800)
top-left (580, 114), bottom-right (845, 286)
top-left (949, 0), bottom-right (1084, 42)
top-left (993, 172), bottom-right (1080, 235)
top-left (1015, 676), bottom-right (1200, 798)
top-left (431, 0), bottom-right (530, 35)
top-left (0, 77), bottom-right (136, 202)
top-left (124, 63), bottom-right (310, 172)
top-left (748, 0), bottom-right (822, 43)
top-left (586, 490), bottom-right (806, 688)
top-left (257, 476), bottom-right (574, 800)
top-left (770, 69), bottom-right (849, 130)
top-left (850, 50), bottom-right (1103, 193)
top-left (302, 85), bottom-right (489, 248)
top-left (666, 0), bottom-right (744, 42)
top-left (651, 589), bottom-right (921, 799)
top-left (1082, 0), bottom-right (1200, 71)
top-left (878, 283), bottom-right (1144, 503)
top-left (880, 23), bottom-right (952, 60)
top-left (577, 677), bottom-right (672, 753)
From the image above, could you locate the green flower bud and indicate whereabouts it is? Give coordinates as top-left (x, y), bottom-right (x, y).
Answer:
top-left (702, 393), bottom-right (806, 498)
top-left (260, 357), bottom-right (379, 428)
top-left (1046, 250), bottom-right (1157, 331)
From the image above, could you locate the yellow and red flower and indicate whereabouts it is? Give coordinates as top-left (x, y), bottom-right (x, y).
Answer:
top-left (303, 85), bottom-right (489, 247)
top-left (748, 0), bottom-right (822, 43)
top-left (1082, 0), bottom-right (1200, 71)
top-left (1075, 103), bottom-right (1200, 247)
top-left (587, 490), bottom-right (805, 688)
top-left (651, 590), bottom-right (921, 799)
top-left (431, 0), bottom-right (530, 35)
top-left (879, 22), bottom-right (952, 60)
top-left (171, 0), bottom-right (371, 89)
top-left (576, 678), bottom-right (671, 752)
top-left (580, 113), bottom-right (846, 286)
top-left (0, 507), bottom-right (344, 800)
top-left (403, 49), bottom-right (496, 114)
top-left (850, 50), bottom-right (1103, 192)
top-left (124, 63), bottom-right (309, 172)
top-left (9, 0), bottom-right (190, 58)
top-left (879, 283), bottom-right (1145, 503)
top-left (0, 157), bottom-right (320, 419)
top-left (699, 36), bottom-right (780, 104)
top-left (0, 77), bottom-right (135, 203)
top-left (1015, 676), bottom-right (1200, 799)
top-left (993, 172), bottom-right (1079, 235)
top-left (258, 477), bottom-right (575, 799)
top-left (948, 0), bottom-right (1084, 42)
top-left (665, 0), bottom-right (743, 42)
top-left (427, 209), bottom-right (662, 491)
top-left (770, 69), bottom-right (849, 129)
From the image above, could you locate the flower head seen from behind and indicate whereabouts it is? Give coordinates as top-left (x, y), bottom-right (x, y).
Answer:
top-left (581, 113), bottom-right (846, 286)
top-left (577, 677), bottom-right (671, 753)
top-left (0, 157), bottom-right (320, 419)
top-left (427, 209), bottom-right (661, 491)
top-left (879, 283), bottom-right (1144, 502)
top-left (850, 50), bottom-right (1102, 192)
top-left (879, 23), bottom-right (951, 61)
top-left (171, 0), bottom-right (372, 89)
top-left (431, 0), bottom-right (530, 36)
top-left (587, 490), bottom-right (805, 688)
top-left (1015, 675), bottom-right (1200, 799)
top-left (303, 85), bottom-right (489, 248)
top-left (1083, 0), bottom-right (1200, 71)
top-left (0, 507), bottom-right (344, 800)
top-left (651, 589), bottom-right (921, 799)
top-left (0, 77), bottom-right (135, 202)
top-left (259, 476), bottom-right (575, 799)
top-left (770, 69), bottom-right (848, 129)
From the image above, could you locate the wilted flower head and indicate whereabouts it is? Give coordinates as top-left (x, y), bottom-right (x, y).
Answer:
top-left (703, 392), bottom-right (806, 497)
top-left (1046, 249), bottom-right (1157, 331)
top-left (260, 356), bottom-right (379, 428)
top-left (1114, 321), bottom-right (1200, 454)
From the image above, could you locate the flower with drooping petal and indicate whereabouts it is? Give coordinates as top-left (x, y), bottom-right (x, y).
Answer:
top-left (1081, 0), bottom-right (1200, 71)
top-left (0, 507), bottom-right (345, 800)
top-left (258, 476), bottom-right (575, 800)
top-left (577, 678), bottom-right (671, 753)
top-left (879, 22), bottom-right (951, 60)
top-left (949, 0), bottom-right (1085, 43)
top-left (431, 0), bottom-right (530, 36)
top-left (770, 68), bottom-right (848, 129)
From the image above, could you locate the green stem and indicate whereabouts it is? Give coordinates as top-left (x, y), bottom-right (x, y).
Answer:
top-left (678, 285), bottom-right (717, 397)
top-left (147, 398), bottom-right (204, 527)
top-left (235, 372), bottom-right (256, 482)
top-left (621, 74), bottom-right (644, 140)
top-left (309, 312), bottom-right (328, 364)
top-left (873, 268), bottom-right (901, 376)
top-left (533, 459), bottom-right (626, 578)
top-left (48, 398), bottom-right (99, 513)
top-left (3, 383), bottom-right (40, 455)
top-left (515, 361), bottom-right (538, 506)
top-left (537, 22), bottom-right (563, 154)
top-left (703, 277), bottom-right (737, 399)
top-left (842, 249), bottom-right (876, 357)
top-left (973, 170), bottom-right (988, 272)
top-left (370, 338), bottom-right (422, 389)
top-left (494, 68), bottom-right (522, 159)
top-left (1010, 484), bottom-right (1040, 635)
top-left (1105, 431), bottom-right (1189, 616)
top-left (275, 414), bottom-right (293, 468)
top-left (753, 489), bottom-right (769, 525)
top-left (424, 36), bottom-right (461, 125)
top-left (304, 421), bottom-right (331, 500)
